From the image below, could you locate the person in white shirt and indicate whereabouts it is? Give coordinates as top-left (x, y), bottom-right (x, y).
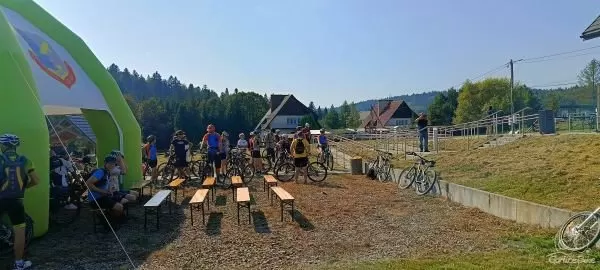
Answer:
top-left (237, 133), bottom-right (249, 152)
top-left (108, 151), bottom-right (138, 204)
top-left (50, 150), bottom-right (78, 210)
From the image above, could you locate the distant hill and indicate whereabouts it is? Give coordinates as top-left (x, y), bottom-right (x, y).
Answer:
top-left (351, 91), bottom-right (440, 113)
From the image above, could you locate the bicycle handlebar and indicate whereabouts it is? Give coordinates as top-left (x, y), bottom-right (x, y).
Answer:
top-left (406, 152), bottom-right (434, 163)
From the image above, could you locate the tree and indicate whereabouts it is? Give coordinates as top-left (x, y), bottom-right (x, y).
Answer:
top-left (316, 106), bottom-right (323, 120)
top-left (339, 101), bottom-right (351, 128)
top-left (323, 105), bottom-right (342, 129)
top-left (428, 88), bottom-right (459, 125)
top-left (234, 88), bottom-right (239, 94)
top-left (578, 59), bottom-right (600, 106)
top-left (347, 102), bottom-right (361, 128)
top-left (543, 92), bottom-right (560, 114)
top-left (308, 101), bottom-right (316, 113)
top-left (300, 114), bottom-right (319, 129)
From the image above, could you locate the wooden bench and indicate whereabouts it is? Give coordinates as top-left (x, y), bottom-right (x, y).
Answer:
top-left (270, 186), bottom-right (295, 222)
top-left (202, 177), bottom-right (216, 202)
top-left (167, 178), bottom-right (186, 203)
top-left (143, 190), bottom-right (172, 231)
top-left (90, 207), bottom-right (110, 233)
top-left (130, 179), bottom-right (153, 202)
top-left (236, 187), bottom-right (251, 225)
top-left (263, 175), bottom-right (278, 197)
top-left (189, 189), bottom-right (209, 226)
top-left (231, 176), bottom-right (244, 201)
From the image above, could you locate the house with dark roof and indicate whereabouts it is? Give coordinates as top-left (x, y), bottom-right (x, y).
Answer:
top-left (582, 15), bottom-right (600, 41)
top-left (360, 100), bottom-right (417, 129)
top-left (255, 94), bottom-right (320, 133)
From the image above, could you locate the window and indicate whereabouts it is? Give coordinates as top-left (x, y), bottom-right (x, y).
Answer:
top-left (287, 118), bottom-right (298, 125)
top-left (395, 119), bottom-right (408, 126)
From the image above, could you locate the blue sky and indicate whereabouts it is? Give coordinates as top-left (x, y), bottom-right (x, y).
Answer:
top-left (32, 0), bottom-right (600, 107)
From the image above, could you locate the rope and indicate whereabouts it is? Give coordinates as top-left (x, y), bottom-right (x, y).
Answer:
top-left (9, 52), bottom-right (137, 269)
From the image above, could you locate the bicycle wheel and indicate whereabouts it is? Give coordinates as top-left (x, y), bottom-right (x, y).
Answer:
top-left (261, 156), bottom-right (272, 173)
top-left (415, 168), bottom-right (437, 195)
top-left (327, 154), bottom-right (334, 170)
top-left (159, 165), bottom-right (177, 186)
top-left (189, 160), bottom-right (201, 178)
top-left (275, 163), bottom-right (296, 182)
top-left (308, 162), bottom-right (328, 182)
top-left (398, 166), bottom-right (417, 189)
top-left (242, 164), bottom-right (255, 184)
top-left (557, 212), bottom-right (600, 251)
top-left (0, 222), bottom-right (12, 259)
top-left (377, 165), bottom-right (392, 182)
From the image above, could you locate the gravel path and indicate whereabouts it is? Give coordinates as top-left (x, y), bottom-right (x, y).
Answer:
top-left (22, 174), bottom-right (535, 270)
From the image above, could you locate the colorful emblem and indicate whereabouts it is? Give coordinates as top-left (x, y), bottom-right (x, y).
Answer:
top-left (14, 28), bottom-right (76, 89)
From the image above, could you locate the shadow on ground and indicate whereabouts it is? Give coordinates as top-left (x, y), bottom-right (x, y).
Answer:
top-left (252, 210), bottom-right (271, 234)
top-left (290, 209), bottom-right (315, 231)
top-left (18, 188), bottom-right (187, 270)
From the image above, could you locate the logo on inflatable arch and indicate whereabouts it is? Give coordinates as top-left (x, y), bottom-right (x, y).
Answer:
top-left (14, 28), bottom-right (77, 89)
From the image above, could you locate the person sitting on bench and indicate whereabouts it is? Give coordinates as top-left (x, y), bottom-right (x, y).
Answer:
top-left (85, 155), bottom-right (125, 218)
top-left (107, 150), bottom-right (138, 204)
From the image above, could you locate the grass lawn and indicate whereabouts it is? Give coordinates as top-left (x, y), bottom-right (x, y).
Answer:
top-left (327, 234), bottom-right (600, 270)
top-left (391, 134), bottom-right (600, 212)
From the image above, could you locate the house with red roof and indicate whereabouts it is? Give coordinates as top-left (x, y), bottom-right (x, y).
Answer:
top-left (360, 100), bottom-right (417, 130)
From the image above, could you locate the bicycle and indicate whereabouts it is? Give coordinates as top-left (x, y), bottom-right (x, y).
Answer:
top-left (398, 152), bottom-right (438, 195)
top-left (0, 214), bottom-right (34, 260)
top-left (367, 150), bottom-right (395, 182)
top-left (318, 145), bottom-right (334, 170)
top-left (556, 206), bottom-right (600, 251)
top-left (275, 155), bottom-right (328, 182)
top-left (49, 171), bottom-right (84, 226)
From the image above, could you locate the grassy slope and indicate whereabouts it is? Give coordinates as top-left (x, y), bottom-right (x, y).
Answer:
top-left (400, 134), bottom-right (600, 212)
top-left (325, 234), bottom-right (600, 270)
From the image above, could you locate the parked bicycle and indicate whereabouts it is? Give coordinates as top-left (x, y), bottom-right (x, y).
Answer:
top-left (398, 152), bottom-right (438, 195)
top-left (366, 150), bottom-right (395, 182)
top-left (0, 215), bottom-right (34, 260)
top-left (556, 206), bottom-right (600, 251)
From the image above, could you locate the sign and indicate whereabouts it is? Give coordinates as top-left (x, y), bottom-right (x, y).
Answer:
top-left (1, 6), bottom-right (110, 111)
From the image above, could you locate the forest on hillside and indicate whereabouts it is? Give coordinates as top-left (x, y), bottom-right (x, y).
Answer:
top-left (107, 59), bottom-right (600, 143)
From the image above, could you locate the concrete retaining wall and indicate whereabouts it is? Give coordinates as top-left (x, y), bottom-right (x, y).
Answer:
top-left (361, 161), bottom-right (576, 229)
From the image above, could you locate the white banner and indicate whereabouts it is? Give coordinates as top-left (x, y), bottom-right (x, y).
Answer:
top-left (1, 6), bottom-right (110, 111)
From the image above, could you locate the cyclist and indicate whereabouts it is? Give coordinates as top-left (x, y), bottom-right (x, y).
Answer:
top-left (49, 150), bottom-right (77, 210)
top-left (0, 134), bottom-right (39, 270)
top-left (274, 129), bottom-right (281, 144)
top-left (249, 131), bottom-right (263, 174)
top-left (219, 131), bottom-right (230, 176)
top-left (170, 130), bottom-right (191, 179)
top-left (290, 131), bottom-right (311, 184)
top-left (317, 128), bottom-right (329, 158)
top-left (108, 150), bottom-right (138, 204)
top-left (86, 155), bottom-right (125, 218)
top-left (237, 133), bottom-right (248, 152)
top-left (142, 135), bottom-right (158, 181)
top-left (201, 124), bottom-right (222, 179)
top-left (265, 128), bottom-right (276, 163)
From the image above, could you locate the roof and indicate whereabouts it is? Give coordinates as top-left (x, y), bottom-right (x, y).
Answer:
top-left (581, 15), bottom-right (600, 41)
top-left (359, 111), bottom-right (371, 121)
top-left (68, 115), bottom-right (97, 143)
top-left (255, 94), bottom-right (320, 130)
top-left (360, 100), bottom-right (416, 128)
top-left (48, 115), bottom-right (96, 145)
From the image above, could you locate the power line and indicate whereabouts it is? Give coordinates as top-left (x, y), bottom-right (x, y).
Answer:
top-left (520, 51), bottom-right (600, 64)
top-left (520, 44), bottom-right (600, 62)
top-left (450, 62), bottom-right (509, 89)
top-left (528, 82), bottom-right (579, 88)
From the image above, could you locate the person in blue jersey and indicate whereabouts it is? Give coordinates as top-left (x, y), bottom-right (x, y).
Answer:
top-left (143, 135), bottom-right (158, 181)
top-left (85, 155), bottom-right (125, 218)
top-left (0, 134), bottom-right (39, 270)
top-left (201, 124), bottom-right (222, 178)
top-left (317, 128), bottom-right (329, 155)
top-left (170, 130), bottom-right (191, 179)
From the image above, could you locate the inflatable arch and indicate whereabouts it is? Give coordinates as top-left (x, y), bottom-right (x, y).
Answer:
top-left (0, 0), bottom-right (141, 237)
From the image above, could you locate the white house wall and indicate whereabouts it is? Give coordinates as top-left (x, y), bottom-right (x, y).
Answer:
top-left (386, 118), bottom-right (412, 127)
top-left (270, 115), bottom-right (304, 129)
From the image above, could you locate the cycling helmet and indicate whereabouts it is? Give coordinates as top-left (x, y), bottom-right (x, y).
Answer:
top-left (207, 124), bottom-right (215, 132)
top-left (110, 150), bottom-right (124, 158)
top-left (320, 128), bottom-right (325, 133)
top-left (222, 131), bottom-right (229, 137)
top-left (249, 131), bottom-right (255, 136)
top-left (175, 130), bottom-right (184, 136)
top-left (239, 133), bottom-right (245, 138)
top-left (0, 134), bottom-right (20, 147)
top-left (147, 135), bottom-right (156, 143)
top-left (275, 129), bottom-right (280, 134)
top-left (305, 123), bottom-right (310, 128)
top-left (104, 155), bottom-right (117, 164)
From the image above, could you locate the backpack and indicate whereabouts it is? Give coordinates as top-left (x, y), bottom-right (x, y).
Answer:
top-left (294, 139), bottom-right (305, 155)
top-left (0, 154), bottom-right (28, 199)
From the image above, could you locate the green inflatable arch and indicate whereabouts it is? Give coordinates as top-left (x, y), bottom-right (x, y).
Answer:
top-left (0, 0), bottom-right (141, 237)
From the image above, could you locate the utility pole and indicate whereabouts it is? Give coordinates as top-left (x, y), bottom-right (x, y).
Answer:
top-left (510, 59), bottom-right (514, 133)
top-left (596, 84), bottom-right (599, 132)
